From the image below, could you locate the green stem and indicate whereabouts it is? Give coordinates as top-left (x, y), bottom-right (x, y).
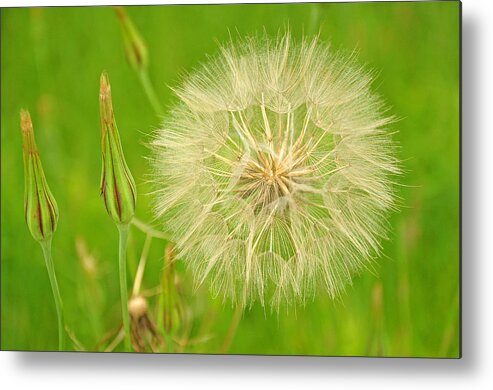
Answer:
top-left (117, 223), bottom-right (132, 351)
top-left (220, 302), bottom-right (244, 354)
top-left (40, 239), bottom-right (65, 351)
top-left (138, 70), bottom-right (163, 116)
top-left (157, 244), bottom-right (175, 353)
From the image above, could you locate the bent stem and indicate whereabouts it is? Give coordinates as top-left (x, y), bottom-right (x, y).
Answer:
top-left (132, 217), bottom-right (169, 240)
top-left (138, 70), bottom-right (163, 117)
top-left (117, 223), bottom-right (132, 351)
top-left (40, 239), bottom-right (64, 351)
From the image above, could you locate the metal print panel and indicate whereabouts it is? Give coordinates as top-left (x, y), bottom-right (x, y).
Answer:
top-left (0, 1), bottom-right (460, 357)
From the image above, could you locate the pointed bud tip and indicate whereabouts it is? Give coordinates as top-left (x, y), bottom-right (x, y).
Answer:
top-left (100, 72), bottom-right (111, 98)
top-left (20, 109), bottom-right (37, 154)
top-left (20, 109), bottom-right (33, 133)
top-left (99, 72), bottom-right (113, 128)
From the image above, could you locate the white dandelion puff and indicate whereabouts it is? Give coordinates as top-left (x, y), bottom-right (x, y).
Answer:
top-left (150, 33), bottom-right (400, 308)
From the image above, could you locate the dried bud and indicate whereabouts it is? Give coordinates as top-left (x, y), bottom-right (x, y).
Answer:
top-left (129, 295), bottom-right (148, 319)
top-left (129, 295), bottom-right (163, 352)
top-left (114, 6), bottom-right (148, 72)
top-left (99, 72), bottom-right (136, 226)
top-left (20, 110), bottom-right (59, 243)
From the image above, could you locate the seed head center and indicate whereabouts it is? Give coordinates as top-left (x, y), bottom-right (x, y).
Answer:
top-left (237, 148), bottom-right (303, 210)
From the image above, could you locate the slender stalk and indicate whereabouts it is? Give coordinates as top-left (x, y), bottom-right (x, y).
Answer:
top-left (132, 233), bottom-right (153, 297)
top-left (117, 223), bottom-right (132, 351)
top-left (132, 217), bottom-right (169, 240)
top-left (156, 273), bottom-right (165, 332)
top-left (138, 70), bottom-right (163, 116)
top-left (220, 302), bottom-right (244, 354)
top-left (158, 243), bottom-right (176, 353)
top-left (40, 239), bottom-right (64, 351)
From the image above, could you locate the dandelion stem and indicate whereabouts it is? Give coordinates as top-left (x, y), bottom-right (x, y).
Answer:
top-left (138, 70), bottom-right (163, 116)
top-left (220, 302), bottom-right (244, 354)
top-left (40, 239), bottom-right (64, 351)
top-left (117, 223), bottom-right (132, 351)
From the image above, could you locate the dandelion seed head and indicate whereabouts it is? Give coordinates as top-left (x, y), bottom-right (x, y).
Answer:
top-left (150, 34), bottom-right (400, 308)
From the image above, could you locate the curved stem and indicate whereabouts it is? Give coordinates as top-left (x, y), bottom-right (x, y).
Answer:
top-left (132, 217), bottom-right (169, 240)
top-left (117, 223), bottom-right (132, 351)
top-left (138, 70), bottom-right (163, 117)
top-left (40, 239), bottom-right (64, 351)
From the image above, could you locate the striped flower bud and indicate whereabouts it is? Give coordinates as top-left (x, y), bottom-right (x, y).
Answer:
top-left (20, 110), bottom-right (59, 243)
top-left (99, 72), bottom-right (136, 226)
top-left (114, 6), bottom-right (148, 73)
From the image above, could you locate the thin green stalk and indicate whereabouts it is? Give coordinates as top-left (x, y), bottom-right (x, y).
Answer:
top-left (220, 302), bottom-right (244, 354)
top-left (156, 275), bottom-right (165, 334)
top-left (157, 244), bottom-right (176, 353)
top-left (132, 233), bottom-right (153, 297)
top-left (117, 223), bottom-right (132, 351)
top-left (138, 70), bottom-right (163, 116)
top-left (40, 239), bottom-right (64, 351)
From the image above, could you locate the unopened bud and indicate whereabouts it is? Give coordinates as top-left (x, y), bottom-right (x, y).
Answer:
top-left (20, 110), bottom-right (59, 243)
top-left (99, 72), bottom-right (136, 226)
top-left (114, 6), bottom-right (148, 72)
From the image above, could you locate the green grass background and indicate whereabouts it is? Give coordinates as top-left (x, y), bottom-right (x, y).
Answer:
top-left (1, 1), bottom-right (460, 357)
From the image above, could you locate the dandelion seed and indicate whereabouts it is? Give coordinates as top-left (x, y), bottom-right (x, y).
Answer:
top-left (150, 34), bottom-right (400, 308)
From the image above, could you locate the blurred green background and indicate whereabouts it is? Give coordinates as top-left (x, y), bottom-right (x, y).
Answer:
top-left (1, 1), bottom-right (459, 357)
